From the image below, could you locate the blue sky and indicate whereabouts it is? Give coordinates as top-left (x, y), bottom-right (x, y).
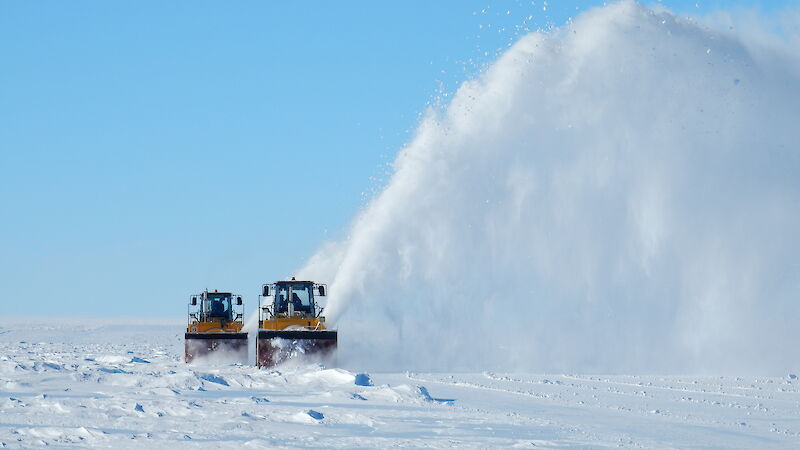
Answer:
top-left (0, 0), bottom-right (793, 317)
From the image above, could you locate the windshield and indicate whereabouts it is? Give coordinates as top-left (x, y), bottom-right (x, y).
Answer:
top-left (206, 293), bottom-right (232, 319)
top-left (274, 283), bottom-right (313, 314)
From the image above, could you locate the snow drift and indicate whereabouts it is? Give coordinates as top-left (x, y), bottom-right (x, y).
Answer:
top-left (300, 1), bottom-right (800, 373)
top-left (6, 321), bottom-right (800, 447)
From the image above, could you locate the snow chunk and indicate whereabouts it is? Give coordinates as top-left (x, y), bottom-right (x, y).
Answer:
top-left (197, 373), bottom-right (229, 386)
top-left (307, 409), bottom-right (324, 420)
top-left (418, 386), bottom-right (455, 404)
top-left (354, 373), bottom-right (373, 386)
top-left (289, 410), bottom-right (323, 424)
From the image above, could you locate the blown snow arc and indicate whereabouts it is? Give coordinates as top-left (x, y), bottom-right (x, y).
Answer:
top-left (184, 290), bottom-right (248, 363)
top-left (256, 278), bottom-right (337, 367)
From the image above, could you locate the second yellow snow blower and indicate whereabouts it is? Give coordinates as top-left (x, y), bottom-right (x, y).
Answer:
top-left (257, 278), bottom-right (337, 367)
top-left (184, 290), bottom-right (247, 363)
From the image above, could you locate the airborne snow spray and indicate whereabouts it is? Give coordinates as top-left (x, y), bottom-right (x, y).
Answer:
top-left (299, 1), bottom-right (800, 374)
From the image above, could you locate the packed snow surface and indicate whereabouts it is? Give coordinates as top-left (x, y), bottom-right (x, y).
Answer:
top-left (1, 320), bottom-right (800, 448)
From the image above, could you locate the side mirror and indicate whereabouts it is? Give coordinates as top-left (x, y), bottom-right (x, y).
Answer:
top-left (191, 296), bottom-right (197, 306)
top-left (318, 285), bottom-right (326, 296)
top-left (262, 285), bottom-right (270, 297)
top-left (236, 296), bottom-right (242, 306)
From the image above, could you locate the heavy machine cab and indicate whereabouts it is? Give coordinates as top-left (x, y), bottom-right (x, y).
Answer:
top-left (188, 290), bottom-right (243, 332)
top-left (189, 291), bottom-right (242, 325)
top-left (268, 281), bottom-right (324, 319)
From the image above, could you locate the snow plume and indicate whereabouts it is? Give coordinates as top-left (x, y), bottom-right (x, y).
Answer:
top-left (300, 1), bottom-right (800, 373)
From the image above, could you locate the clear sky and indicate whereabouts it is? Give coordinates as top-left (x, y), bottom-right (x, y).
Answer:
top-left (0, 0), bottom-right (793, 317)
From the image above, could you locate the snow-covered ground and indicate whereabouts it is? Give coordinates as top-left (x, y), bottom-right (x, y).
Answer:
top-left (1, 320), bottom-right (799, 448)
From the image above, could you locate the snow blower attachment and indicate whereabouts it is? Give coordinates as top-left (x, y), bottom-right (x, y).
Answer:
top-left (184, 290), bottom-right (247, 363)
top-left (257, 278), bottom-right (337, 368)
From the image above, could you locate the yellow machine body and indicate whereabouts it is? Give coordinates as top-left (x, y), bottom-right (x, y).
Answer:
top-left (258, 316), bottom-right (326, 331)
top-left (187, 319), bottom-right (244, 333)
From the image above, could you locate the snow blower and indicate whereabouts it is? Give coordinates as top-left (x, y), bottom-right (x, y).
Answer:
top-left (256, 278), bottom-right (337, 367)
top-left (184, 290), bottom-right (248, 363)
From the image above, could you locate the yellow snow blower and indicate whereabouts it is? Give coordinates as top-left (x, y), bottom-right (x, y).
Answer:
top-left (257, 278), bottom-right (337, 367)
top-left (184, 290), bottom-right (247, 363)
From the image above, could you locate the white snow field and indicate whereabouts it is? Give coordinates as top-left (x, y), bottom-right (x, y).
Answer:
top-left (0, 320), bottom-right (799, 449)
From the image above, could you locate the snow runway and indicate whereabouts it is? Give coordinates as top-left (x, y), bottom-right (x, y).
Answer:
top-left (0, 320), bottom-right (798, 448)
